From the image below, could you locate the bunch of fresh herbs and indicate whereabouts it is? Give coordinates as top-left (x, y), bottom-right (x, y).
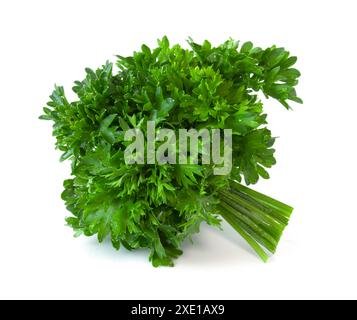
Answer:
top-left (40, 37), bottom-right (302, 266)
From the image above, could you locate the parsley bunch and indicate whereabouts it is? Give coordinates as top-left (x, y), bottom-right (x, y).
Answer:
top-left (40, 37), bottom-right (302, 266)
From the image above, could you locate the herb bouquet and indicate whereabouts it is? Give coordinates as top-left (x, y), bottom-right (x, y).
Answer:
top-left (41, 37), bottom-right (302, 266)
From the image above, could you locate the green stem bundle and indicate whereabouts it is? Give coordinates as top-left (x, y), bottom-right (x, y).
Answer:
top-left (218, 181), bottom-right (293, 261)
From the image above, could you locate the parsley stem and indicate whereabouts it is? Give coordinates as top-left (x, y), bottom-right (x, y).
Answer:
top-left (218, 181), bottom-right (293, 260)
top-left (219, 201), bottom-right (277, 252)
top-left (219, 208), bottom-right (269, 262)
top-left (219, 189), bottom-right (284, 238)
top-left (230, 181), bottom-right (293, 219)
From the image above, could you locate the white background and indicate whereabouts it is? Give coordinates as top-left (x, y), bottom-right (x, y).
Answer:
top-left (1, 0), bottom-right (356, 300)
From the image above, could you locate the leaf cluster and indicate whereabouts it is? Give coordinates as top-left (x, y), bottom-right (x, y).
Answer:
top-left (41, 37), bottom-right (301, 266)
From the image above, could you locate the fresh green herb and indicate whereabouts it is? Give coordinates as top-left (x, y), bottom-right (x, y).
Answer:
top-left (40, 37), bottom-right (302, 266)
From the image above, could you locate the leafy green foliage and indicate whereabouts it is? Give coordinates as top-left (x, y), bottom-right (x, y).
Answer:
top-left (41, 37), bottom-right (302, 266)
